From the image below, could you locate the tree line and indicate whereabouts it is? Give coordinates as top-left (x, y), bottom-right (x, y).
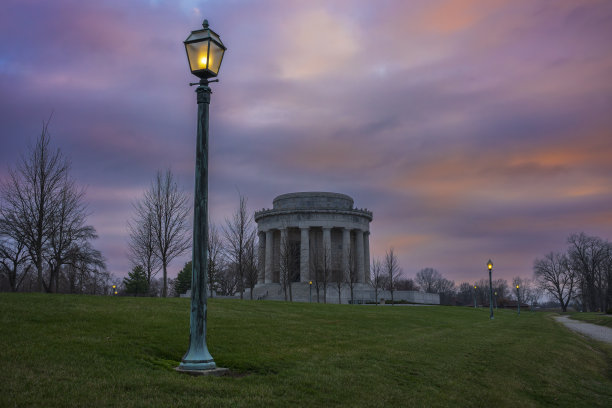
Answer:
top-left (533, 232), bottom-right (612, 313)
top-left (8, 126), bottom-right (606, 310)
top-left (367, 255), bottom-right (541, 307)
top-left (0, 121), bottom-right (109, 294)
top-left (123, 186), bottom-right (259, 298)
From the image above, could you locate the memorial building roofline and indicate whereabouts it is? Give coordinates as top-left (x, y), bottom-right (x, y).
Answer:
top-left (254, 207), bottom-right (373, 222)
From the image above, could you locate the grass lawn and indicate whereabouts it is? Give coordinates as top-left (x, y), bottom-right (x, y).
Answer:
top-left (1, 293), bottom-right (611, 407)
top-left (568, 312), bottom-right (612, 328)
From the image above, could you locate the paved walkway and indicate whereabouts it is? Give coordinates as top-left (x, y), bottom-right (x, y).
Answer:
top-left (553, 315), bottom-right (612, 345)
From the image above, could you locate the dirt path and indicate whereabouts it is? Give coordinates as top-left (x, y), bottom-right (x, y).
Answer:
top-left (553, 315), bottom-right (612, 345)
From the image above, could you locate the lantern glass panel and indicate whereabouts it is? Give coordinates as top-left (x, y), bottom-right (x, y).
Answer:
top-left (208, 42), bottom-right (225, 74)
top-left (186, 40), bottom-right (211, 72)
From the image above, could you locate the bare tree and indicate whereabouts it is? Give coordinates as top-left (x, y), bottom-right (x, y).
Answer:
top-left (475, 278), bottom-right (490, 305)
top-left (344, 246), bottom-right (358, 303)
top-left (370, 258), bottom-right (386, 305)
top-left (437, 278), bottom-right (455, 294)
top-left (60, 242), bottom-right (105, 294)
top-left (457, 282), bottom-right (473, 306)
top-left (384, 248), bottom-right (402, 304)
top-left (46, 172), bottom-right (98, 293)
top-left (224, 193), bottom-right (256, 300)
top-left (395, 278), bottom-right (419, 291)
top-left (0, 236), bottom-right (30, 292)
top-left (533, 252), bottom-right (576, 312)
top-left (244, 234), bottom-right (259, 300)
top-left (416, 268), bottom-right (442, 293)
top-left (217, 263), bottom-right (239, 296)
top-left (207, 221), bottom-right (225, 298)
top-left (0, 120), bottom-right (68, 292)
top-left (0, 119), bottom-right (103, 293)
top-left (278, 226), bottom-right (300, 302)
top-left (310, 236), bottom-right (331, 303)
top-left (333, 267), bottom-right (345, 304)
top-left (136, 169), bottom-right (190, 297)
top-left (492, 279), bottom-right (510, 303)
top-left (128, 207), bottom-right (161, 287)
top-left (567, 233), bottom-right (610, 312)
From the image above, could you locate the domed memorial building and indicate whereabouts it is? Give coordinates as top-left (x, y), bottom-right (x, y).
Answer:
top-left (250, 192), bottom-right (439, 305)
top-left (255, 191), bottom-right (372, 284)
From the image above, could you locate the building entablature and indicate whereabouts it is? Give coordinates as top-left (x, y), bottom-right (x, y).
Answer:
top-left (254, 208), bottom-right (373, 225)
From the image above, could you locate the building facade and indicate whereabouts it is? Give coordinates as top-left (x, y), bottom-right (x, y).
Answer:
top-left (254, 192), bottom-right (373, 286)
top-left (250, 191), bottom-right (439, 305)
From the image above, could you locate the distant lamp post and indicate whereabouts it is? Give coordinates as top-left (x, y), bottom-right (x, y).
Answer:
top-left (309, 281), bottom-right (313, 303)
top-left (516, 285), bottom-right (521, 315)
top-left (494, 291), bottom-right (498, 310)
top-left (178, 19), bottom-right (227, 375)
top-left (473, 285), bottom-right (477, 308)
top-left (487, 260), bottom-right (494, 320)
top-left (112, 285), bottom-right (117, 296)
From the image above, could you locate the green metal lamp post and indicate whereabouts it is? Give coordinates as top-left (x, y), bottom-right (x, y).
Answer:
top-left (487, 260), bottom-right (494, 320)
top-left (516, 285), bottom-right (521, 315)
top-left (473, 285), bottom-right (477, 308)
top-left (178, 19), bottom-right (227, 373)
top-left (309, 281), bottom-right (312, 303)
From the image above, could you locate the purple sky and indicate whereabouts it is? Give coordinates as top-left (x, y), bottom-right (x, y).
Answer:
top-left (1, 0), bottom-right (611, 285)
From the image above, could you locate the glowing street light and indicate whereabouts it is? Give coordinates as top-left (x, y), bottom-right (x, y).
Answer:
top-left (516, 284), bottom-right (521, 315)
top-left (178, 19), bottom-right (227, 375)
top-left (494, 291), bottom-right (498, 310)
top-left (487, 260), bottom-right (494, 320)
top-left (309, 281), bottom-right (313, 303)
top-left (473, 285), bottom-right (477, 308)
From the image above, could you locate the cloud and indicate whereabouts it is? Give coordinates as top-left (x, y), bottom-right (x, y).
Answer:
top-left (1, 0), bottom-right (612, 284)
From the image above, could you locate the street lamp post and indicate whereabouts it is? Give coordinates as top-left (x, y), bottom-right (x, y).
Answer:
top-left (494, 291), bottom-right (497, 310)
top-left (487, 260), bottom-right (494, 320)
top-left (309, 281), bottom-right (312, 303)
top-left (473, 285), bottom-right (477, 308)
top-left (516, 285), bottom-right (520, 315)
top-left (178, 19), bottom-right (227, 374)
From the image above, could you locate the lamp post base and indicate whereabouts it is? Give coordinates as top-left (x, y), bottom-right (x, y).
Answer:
top-left (175, 366), bottom-right (229, 376)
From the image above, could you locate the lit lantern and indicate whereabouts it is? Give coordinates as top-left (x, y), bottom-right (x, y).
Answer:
top-left (184, 20), bottom-right (227, 79)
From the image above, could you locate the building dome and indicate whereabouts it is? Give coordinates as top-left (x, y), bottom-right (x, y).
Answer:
top-left (272, 192), bottom-right (354, 210)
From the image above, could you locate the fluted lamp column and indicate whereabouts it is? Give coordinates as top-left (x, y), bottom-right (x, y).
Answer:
top-left (177, 19), bottom-right (228, 375)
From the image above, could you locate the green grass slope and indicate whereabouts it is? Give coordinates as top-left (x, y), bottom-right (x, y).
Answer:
top-left (1, 294), bottom-right (610, 407)
top-left (569, 312), bottom-right (612, 328)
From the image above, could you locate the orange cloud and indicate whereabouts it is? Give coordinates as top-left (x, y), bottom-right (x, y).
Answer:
top-left (274, 7), bottom-right (359, 80)
top-left (419, 0), bottom-right (506, 34)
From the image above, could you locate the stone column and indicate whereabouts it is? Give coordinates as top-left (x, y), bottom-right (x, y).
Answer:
top-left (258, 231), bottom-right (265, 284)
top-left (364, 232), bottom-right (370, 284)
top-left (323, 227), bottom-right (332, 274)
top-left (355, 230), bottom-right (364, 283)
top-left (300, 227), bottom-right (309, 282)
top-left (264, 229), bottom-right (273, 283)
top-left (342, 228), bottom-right (350, 280)
top-left (280, 228), bottom-right (288, 284)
